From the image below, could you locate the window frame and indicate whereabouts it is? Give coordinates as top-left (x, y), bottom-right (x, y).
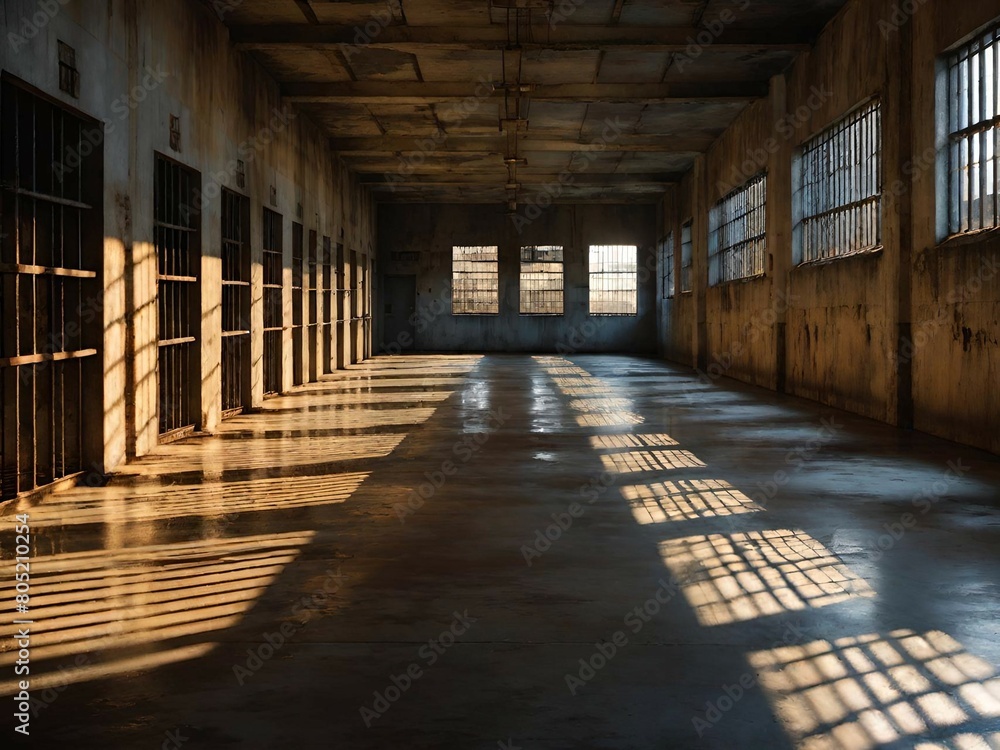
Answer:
top-left (793, 98), bottom-right (882, 265)
top-left (709, 172), bottom-right (767, 285)
top-left (659, 233), bottom-right (675, 300)
top-left (941, 21), bottom-right (1000, 240)
top-left (451, 245), bottom-right (499, 315)
top-left (679, 220), bottom-right (694, 293)
top-left (588, 244), bottom-right (639, 316)
top-left (519, 245), bottom-right (565, 316)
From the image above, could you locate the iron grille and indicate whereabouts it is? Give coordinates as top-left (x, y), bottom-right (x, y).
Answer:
top-left (709, 173), bottom-right (767, 284)
top-left (336, 242), bottom-right (348, 368)
top-left (292, 221), bottom-right (304, 385)
top-left (798, 100), bottom-right (882, 262)
top-left (321, 236), bottom-right (334, 374)
top-left (0, 79), bottom-right (100, 500)
top-left (221, 188), bottom-right (250, 414)
top-left (520, 245), bottom-right (564, 315)
top-left (263, 208), bottom-right (283, 395)
top-left (307, 229), bottom-right (319, 381)
top-left (154, 155), bottom-right (200, 436)
top-left (680, 221), bottom-right (693, 293)
top-left (589, 245), bottom-right (638, 316)
top-left (948, 23), bottom-right (1000, 235)
top-left (452, 245), bottom-right (499, 315)
top-left (659, 233), bottom-right (674, 299)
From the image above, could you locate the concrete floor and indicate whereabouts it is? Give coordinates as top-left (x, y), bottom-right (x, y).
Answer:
top-left (3, 354), bottom-right (1000, 749)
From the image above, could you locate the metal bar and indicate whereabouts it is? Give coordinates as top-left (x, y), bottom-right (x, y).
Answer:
top-left (0, 349), bottom-right (97, 367)
top-left (0, 185), bottom-right (92, 210)
top-left (0, 263), bottom-right (97, 278)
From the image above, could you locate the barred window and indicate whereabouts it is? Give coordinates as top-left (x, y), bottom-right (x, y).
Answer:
top-left (660, 233), bottom-right (675, 299)
top-left (796, 100), bottom-right (881, 262)
top-left (589, 245), bottom-right (637, 315)
top-left (520, 245), bottom-right (564, 315)
top-left (452, 245), bottom-right (499, 314)
top-left (680, 220), bottom-right (693, 293)
top-left (947, 22), bottom-right (1000, 235)
top-left (709, 173), bottom-right (767, 284)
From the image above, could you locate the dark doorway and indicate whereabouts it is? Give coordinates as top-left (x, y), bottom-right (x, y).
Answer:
top-left (382, 275), bottom-right (417, 353)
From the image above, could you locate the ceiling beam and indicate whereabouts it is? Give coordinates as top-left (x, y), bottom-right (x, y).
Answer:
top-left (330, 135), bottom-right (715, 153)
top-left (359, 173), bottom-right (682, 186)
top-left (229, 24), bottom-right (811, 52)
top-left (284, 82), bottom-right (766, 104)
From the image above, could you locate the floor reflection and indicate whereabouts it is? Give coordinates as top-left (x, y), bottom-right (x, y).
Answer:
top-left (749, 630), bottom-right (1000, 749)
top-left (19, 473), bottom-right (370, 527)
top-left (660, 530), bottom-right (876, 626)
top-left (621, 478), bottom-right (762, 523)
top-left (0, 531), bottom-right (315, 693)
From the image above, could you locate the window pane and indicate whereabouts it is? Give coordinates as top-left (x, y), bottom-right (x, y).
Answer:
top-left (680, 221), bottom-right (693, 293)
top-left (947, 24), bottom-right (1000, 235)
top-left (798, 100), bottom-right (882, 262)
top-left (589, 245), bottom-right (637, 315)
top-left (709, 173), bottom-right (767, 284)
top-left (452, 245), bottom-right (499, 315)
top-left (520, 245), bottom-right (564, 315)
top-left (660, 233), bottom-right (674, 299)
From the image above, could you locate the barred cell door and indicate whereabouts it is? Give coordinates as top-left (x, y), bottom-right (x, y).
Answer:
top-left (154, 155), bottom-right (201, 438)
top-left (221, 188), bottom-right (250, 415)
top-left (321, 236), bottom-right (334, 374)
top-left (0, 78), bottom-right (102, 501)
top-left (307, 229), bottom-right (319, 382)
top-left (291, 221), bottom-right (304, 386)
top-left (262, 208), bottom-right (283, 395)
top-left (336, 242), bottom-right (349, 369)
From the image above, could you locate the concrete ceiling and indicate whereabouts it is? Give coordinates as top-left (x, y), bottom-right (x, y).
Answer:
top-left (216, 0), bottom-right (848, 204)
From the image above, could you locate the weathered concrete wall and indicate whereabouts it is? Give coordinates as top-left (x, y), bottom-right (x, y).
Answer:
top-left (910, 0), bottom-right (1000, 454)
top-left (658, 0), bottom-right (1000, 454)
top-left (377, 203), bottom-right (656, 353)
top-left (702, 94), bottom-right (782, 391)
top-left (0, 0), bottom-right (375, 473)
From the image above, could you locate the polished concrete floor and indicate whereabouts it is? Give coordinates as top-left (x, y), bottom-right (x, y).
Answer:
top-left (3, 354), bottom-right (1000, 749)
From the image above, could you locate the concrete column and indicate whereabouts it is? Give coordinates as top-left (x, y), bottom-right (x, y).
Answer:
top-left (768, 74), bottom-right (793, 394)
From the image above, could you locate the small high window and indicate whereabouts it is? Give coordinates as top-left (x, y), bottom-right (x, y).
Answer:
top-left (795, 100), bottom-right (882, 262)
